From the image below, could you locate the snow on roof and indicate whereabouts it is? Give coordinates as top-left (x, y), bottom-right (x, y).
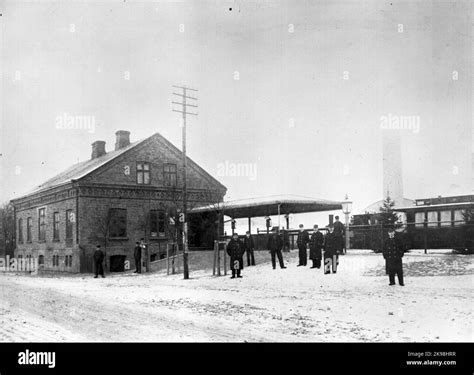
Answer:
top-left (190, 194), bottom-right (343, 218)
top-left (16, 137), bottom-right (148, 199)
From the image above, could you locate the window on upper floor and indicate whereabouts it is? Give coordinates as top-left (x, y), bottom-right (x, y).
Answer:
top-left (109, 208), bottom-right (127, 238)
top-left (137, 162), bottom-right (150, 184)
top-left (163, 163), bottom-right (177, 187)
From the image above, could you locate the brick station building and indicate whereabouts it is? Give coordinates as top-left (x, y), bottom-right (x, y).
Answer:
top-left (11, 130), bottom-right (226, 273)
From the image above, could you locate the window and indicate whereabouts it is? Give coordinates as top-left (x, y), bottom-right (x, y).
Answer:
top-left (415, 212), bottom-right (425, 228)
top-left (53, 212), bottom-right (60, 240)
top-left (109, 208), bottom-right (127, 238)
top-left (137, 162), bottom-right (150, 184)
top-left (18, 219), bottom-right (24, 244)
top-left (453, 210), bottom-right (464, 226)
top-left (38, 255), bottom-right (44, 265)
top-left (66, 210), bottom-right (73, 240)
top-left (38, 208), bottom-right (46, 241)
top-left (150, 210), bottom-right (166, 238)
top-left (65, 255), bottom-right (72, 267)
top-left (26, 217), bottom-right (32, 242)
top-left (427, 211), bottom-right (438, 227)
top-left (52, 255), bottom-right (59, 267)
top-left (440, 210), bottom-right (452, 227)
top-left (163, 164), bottom-right (177, 187)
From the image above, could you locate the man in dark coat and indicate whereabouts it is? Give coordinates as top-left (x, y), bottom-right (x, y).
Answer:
top-left (296, 224), bottom-right (310, 266)
top-left (324, 226), bottom-right (339, 274)
top-left (267, 227), bottom-right (287, 270)
top-left (309, 225), bottom-right (324, 269)
top-left (383, 227), bottom-right (405, 286)
top-left (226, 233), bottom-right (245, 278)
top-left (134, 241), bottom-right (142, 273)
top-left (93, 245), bottom-right (105, 278)
top-left (333, 216), bottom-right (345, 255)
top-left (243, 231), bottom-right (255, 266)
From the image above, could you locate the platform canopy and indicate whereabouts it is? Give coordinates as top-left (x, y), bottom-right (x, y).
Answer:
top-left (189, 194), bottom-right (343, 219)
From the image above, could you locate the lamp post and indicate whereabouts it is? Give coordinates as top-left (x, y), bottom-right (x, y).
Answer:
top-left (341, 194), bottom-right (353, 252)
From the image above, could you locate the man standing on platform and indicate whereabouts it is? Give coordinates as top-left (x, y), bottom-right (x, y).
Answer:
top-left (227, 233), bottom-right (245, 278)
top-left (309, 225), bottom-right (324, 269)
top-left (333, 216), bottom-right (345, 255)
top-left (296, 224), bottom-right (310, 266)
top-left (243, 231), bottom-right (255, 266)
top-left (383, 227), bottom-right (405, 286)
top-left (324, 225), bottom-right (339, 274)
top-left (267, 227), bottom-right (286, 270)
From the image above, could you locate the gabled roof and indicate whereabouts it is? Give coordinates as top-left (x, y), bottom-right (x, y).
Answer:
top-left (13, 132), bottom-right (226, 201)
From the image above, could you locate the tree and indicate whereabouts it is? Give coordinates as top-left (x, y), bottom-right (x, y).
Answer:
top-left (0, 202), bottom-right (15, 257)
top-left (377, 195), bottom-right (401, 229)
top-left (371, 195), bottom-right (402, 253)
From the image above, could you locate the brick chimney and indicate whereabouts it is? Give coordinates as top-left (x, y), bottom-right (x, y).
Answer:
top-left (115, 130), bottom-right (130, 150)
top-left (91, 141), bottom-right (106, 159)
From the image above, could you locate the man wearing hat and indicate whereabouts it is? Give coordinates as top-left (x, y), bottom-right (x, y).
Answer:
top-left (267, 227), bottom-right (286, 269)
top-left (243, 231), bottom-right (255, 266)
top-left (226, 233), bottom-right (245, 278)
top-left (382, 227), bottom-right (405, 286)
top-left (333, 216), bottom-right (345, 255)
top-left (296, 224), bottom-right (310, 266)
top-left (93, 245), bottom-right (105, 278)
top-left (309, 225), bottom-right (324, 269)
top-left (324, 225), bottom-right (339, 274)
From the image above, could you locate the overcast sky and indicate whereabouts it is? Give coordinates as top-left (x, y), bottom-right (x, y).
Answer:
top-left (1, 0), bottom-right (473, 225)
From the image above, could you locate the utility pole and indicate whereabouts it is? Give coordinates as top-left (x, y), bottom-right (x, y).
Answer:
top-left (172, 85), bottom-right (198, 280)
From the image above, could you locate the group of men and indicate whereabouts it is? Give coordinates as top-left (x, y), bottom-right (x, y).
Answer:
top-left (226, 216), bottom-right (347, 279)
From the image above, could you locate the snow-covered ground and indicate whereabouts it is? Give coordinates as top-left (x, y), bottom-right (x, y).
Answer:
top-left (0, 250), bottom-right (472, 342)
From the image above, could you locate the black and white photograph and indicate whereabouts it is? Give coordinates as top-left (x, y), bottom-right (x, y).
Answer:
top-left (0, 0), bottom-right (472, 372)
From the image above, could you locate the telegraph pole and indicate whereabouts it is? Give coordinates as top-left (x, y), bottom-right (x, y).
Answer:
top-left (172, 85), bottom-right (198, 280)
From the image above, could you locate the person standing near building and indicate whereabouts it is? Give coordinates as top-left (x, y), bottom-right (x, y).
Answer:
top-left (93, 245), bottom-right (105, 278)
top-left (243, 231), bottom-right (255, 266)
top-left (226, 233), bottom-right (245, 278)
top-left (324, 226), bottom-right (339, 274)
top-left (267, 227), bottom-right (287, 270)
top-left (296, 224), bottom-right (310, 266)
top-left (383, 227), bottom-right (405, 286)
top-left (333, 216), bottom-right (345, 255)
top-left (309, 225), bottom-right (324, 269)
top-left (134, 241), bottom-right (142, 273)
